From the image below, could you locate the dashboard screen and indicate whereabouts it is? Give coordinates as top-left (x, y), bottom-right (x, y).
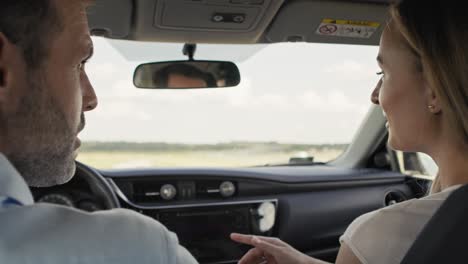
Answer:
top-left (157, 205), bottom-right (254, 263)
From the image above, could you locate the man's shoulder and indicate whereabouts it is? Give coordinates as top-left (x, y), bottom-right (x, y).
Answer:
top-left (2, 202), bottom-right (164, 230)
top-left (0, 203), bottom-right (170, 242)
top-left (0, 204), bottom-right (191, 263)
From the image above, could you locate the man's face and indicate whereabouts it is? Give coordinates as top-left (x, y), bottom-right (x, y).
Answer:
top-left (0, 0), bottom-right (97, 187)
top-left (168, 73), bottom-right (208, 88)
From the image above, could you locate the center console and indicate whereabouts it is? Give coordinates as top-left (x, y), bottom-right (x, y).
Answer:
top-left (109, 178), bottom-right (278, 263)
top-left (142, 200), bottom-right (277, 263)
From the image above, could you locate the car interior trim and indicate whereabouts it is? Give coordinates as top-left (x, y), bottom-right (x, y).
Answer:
top-left (108, 178), bottom-right (278, 210)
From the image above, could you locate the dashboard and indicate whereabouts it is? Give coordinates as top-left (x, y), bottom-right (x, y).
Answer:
top-left (109, 174), bottom-right (279, 263)
top-left (30, 164), bottom-right (419, 264)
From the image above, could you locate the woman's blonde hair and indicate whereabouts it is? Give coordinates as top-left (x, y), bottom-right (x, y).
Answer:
top-left (390, 1), bottom-right (468, 192)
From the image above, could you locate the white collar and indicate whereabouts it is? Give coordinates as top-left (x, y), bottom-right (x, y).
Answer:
top-left (0, 153), bottom-right (34, 206)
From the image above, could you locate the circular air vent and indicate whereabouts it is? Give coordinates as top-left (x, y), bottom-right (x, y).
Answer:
top-left (384, 190), bottom-right (407, 207)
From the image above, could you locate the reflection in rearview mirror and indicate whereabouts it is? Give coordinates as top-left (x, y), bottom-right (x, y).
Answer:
top-left (134, 61), bottom-right (241, 89)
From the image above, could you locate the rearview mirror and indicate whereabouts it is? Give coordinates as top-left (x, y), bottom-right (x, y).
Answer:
top-left (134, 61), bottom-right (241, 89)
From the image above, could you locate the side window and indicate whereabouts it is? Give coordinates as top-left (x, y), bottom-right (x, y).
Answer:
top-left (395, 151), bottom-right (437, 179)
top-left (417, 153), bottom-right (438, 178)
top-left (394, 151), bottom-right (437, 197)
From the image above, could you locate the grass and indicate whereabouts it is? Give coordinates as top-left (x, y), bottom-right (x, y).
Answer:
top-left (76, 142), bottom-right (346, 169)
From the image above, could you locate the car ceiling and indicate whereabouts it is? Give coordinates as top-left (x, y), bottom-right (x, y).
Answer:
top-left (88, 0), bottom-right (392, 45)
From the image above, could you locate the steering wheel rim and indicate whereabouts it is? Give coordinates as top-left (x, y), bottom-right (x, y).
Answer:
top-left (75, 161), bottom-right (120, 209)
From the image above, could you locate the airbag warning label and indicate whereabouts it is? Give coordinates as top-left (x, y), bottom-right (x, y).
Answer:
top-left (316, 19), bottom-right (380, 39)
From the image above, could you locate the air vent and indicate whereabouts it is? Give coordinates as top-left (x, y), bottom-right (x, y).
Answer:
top-left (384, 190), bottom-right (407, 207)
top-left (196, 180), bottom-right (237, 198)
top-left (133, 181), bottom-right (178, 203)
top-left (129, 180), bottom-right (237, 203)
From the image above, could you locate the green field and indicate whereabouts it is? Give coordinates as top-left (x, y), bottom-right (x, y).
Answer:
top-left (76, 142), bottom-right (347, 169)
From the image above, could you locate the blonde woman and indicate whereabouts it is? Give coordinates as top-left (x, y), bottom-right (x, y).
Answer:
top-left (231, 0), bottom-right (468, 263)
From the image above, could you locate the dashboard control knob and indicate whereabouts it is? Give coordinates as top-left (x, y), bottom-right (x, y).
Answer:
top-left (257, 202), bottom-right (276, 232)
top-left (219, 181), bottom-right (236, 198)
top-left (160, 184), bottom-right (177, 200)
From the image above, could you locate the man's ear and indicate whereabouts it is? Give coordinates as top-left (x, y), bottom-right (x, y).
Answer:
top-left (0, 33), bottom-right (7, 90)
top-left (0, 32), bottom-right (20, 103)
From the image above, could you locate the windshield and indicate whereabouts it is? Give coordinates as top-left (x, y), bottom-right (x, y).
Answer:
top-left (77, 37), bottom-right (379, 169)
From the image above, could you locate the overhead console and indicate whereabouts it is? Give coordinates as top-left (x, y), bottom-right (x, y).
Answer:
top-left (87, 0), bottom-right (391, 46)
top-left (87, 0), bottom-right (389, 45)
top-left (149, 0), bottom-right (284, 43)
top-left (87, 0), bottom-right (133, 38)
top-left (89, 0), bottom-right (284, 43)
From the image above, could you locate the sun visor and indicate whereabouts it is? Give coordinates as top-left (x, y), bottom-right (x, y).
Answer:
top-left (87, 0), bottom-right (133, 38)
top-left (265, 0), bottom-right (389, 45)
top-left (130, 0), bottom-right (284, 43)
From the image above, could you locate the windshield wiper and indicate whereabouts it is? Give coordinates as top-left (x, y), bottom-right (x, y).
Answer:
top-left (259, 161), bottom-right (326, 167)
top-left (259, 155), bottom-right (326, 167)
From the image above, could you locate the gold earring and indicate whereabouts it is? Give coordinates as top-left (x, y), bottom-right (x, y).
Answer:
top-left (428, 105), bottom-right (435, 111)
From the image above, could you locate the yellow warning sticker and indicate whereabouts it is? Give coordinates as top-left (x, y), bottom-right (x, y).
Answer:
top-left (316, 18), bottom-right (381, 39)
top-left (322, 19), bottom-right (380, 28)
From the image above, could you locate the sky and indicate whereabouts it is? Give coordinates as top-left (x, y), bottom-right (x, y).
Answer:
top-left (79, 37), bottom-right (380, 144)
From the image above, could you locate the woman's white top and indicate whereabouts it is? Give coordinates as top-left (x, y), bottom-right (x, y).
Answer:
top-left (340, 184), bottom-right (461, 264)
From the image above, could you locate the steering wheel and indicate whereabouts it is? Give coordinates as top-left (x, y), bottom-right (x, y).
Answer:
top-left (75, 161), bottom-right (120, 209)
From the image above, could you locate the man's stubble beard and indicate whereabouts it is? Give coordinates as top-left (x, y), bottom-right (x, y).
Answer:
top-left (4, 71), bottom-right (80, 187)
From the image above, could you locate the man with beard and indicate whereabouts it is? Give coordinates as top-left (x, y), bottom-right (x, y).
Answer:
top-left (0, 1), bottom-right (197, 263)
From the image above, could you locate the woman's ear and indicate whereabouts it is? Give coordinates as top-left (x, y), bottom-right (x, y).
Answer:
top-left (424, 78), bottom-right (442, 115)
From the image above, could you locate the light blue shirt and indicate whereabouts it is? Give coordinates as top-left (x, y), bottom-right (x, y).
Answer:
top-left (0, 154), bottom-right (198, 264)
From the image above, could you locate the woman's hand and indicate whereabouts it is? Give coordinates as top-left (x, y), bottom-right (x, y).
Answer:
top-left (230, 233), bottom-right (317, 264)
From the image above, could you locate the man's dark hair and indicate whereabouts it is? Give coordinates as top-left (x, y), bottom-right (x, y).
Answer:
top-left (0, 0), bottom-right (62, 69)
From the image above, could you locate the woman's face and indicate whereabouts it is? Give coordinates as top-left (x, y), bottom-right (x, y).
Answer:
top-left (371, 21), bottom-right (434, 152)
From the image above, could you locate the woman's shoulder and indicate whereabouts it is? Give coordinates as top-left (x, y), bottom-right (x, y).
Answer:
top-left (340, 185), bottom-right (461, 264)
top-left (340, 198), bottom-right (419, 245)
top-left (357, 184), bottom-right (461, 227)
